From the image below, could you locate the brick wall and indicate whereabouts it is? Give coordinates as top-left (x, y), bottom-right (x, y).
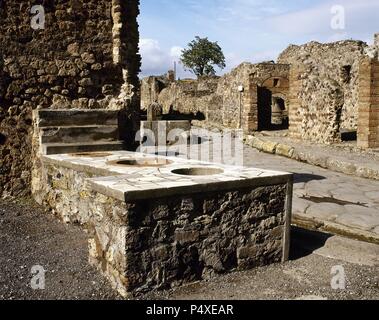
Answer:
top-left (288, 64), bottom-right (305, 140)
top-left (358, 58), bottom-right (379, 149)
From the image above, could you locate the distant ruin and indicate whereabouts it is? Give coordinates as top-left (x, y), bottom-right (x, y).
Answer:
top-left (141, 35), bottom-right (379, 149)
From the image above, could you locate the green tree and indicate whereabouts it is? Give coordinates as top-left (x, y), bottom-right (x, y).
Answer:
top-left (181, 36), bottom-right (226, 77)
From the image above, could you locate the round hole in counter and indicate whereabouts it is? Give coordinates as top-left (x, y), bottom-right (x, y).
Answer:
top-left (171, 167), bottom-right (224, 176)
top-left (107, 158), bottom-right (173, 167)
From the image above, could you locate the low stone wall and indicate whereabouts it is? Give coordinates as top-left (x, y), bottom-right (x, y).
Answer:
top-left (35, 155), bottom-right (291, 297)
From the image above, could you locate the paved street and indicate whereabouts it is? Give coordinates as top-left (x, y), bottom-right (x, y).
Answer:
top-left (242, 145), bottom-right (379, 241)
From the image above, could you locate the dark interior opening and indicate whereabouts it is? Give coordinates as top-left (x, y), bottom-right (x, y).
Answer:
top-left (342, 65), bottom-right (352, 84)
top-left (257, 87), bottom-right (272, 131)
top-left (258, 88), bottom-right (288, 131)
top-left (340, 129), bottom-right (357, 142)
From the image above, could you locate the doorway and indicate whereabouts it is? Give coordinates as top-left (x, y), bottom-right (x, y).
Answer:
top-left (257, 88), bottom-right (288, 131)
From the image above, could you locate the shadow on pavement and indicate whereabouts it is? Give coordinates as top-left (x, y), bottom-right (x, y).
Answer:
top-left (293, 173), bottom-right (326, 184)
top-left (290, 226), bottom-right (333, 261)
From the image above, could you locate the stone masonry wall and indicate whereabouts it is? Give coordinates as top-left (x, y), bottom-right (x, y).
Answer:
top-left (36, 162), bottom-right (288, 297)
top-left (0, 1), bottom-right (141, 198)
top-left (157, 77), bottom-right (220, 124)
top-left (278, 40), bottom-right (368, 144)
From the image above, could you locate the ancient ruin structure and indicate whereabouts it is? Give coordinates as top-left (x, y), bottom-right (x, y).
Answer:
top-left (0, 1), bottom-right (294, 297)
top-left (142, 35), bottom-right (379, 150)
top-left (0, 0), bottom-right (141, 198)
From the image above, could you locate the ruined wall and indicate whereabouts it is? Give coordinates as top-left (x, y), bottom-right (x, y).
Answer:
top-left (157, 77), bottom-right (220, 124)
top-left (0, 0), bottom-right (141, 198)
top-left (140, 74), bottom-right (172, 110)
top-left (154, 63), bottom-right (289, 132)
top-left (143, 36), bottom-right (379, 147)
top-left (214, 63), bottom-right (257, 130)
top-left (247, 63), bottom-right (290, 131)
top-left (278, 40), bottom-right (368, 144)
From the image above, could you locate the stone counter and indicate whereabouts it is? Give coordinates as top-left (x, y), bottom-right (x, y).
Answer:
top-left (34, 151), bottom-right (293, 297)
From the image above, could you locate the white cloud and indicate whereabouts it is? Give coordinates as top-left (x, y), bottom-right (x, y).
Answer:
top-left (139, 39), bottom-right (190, 78)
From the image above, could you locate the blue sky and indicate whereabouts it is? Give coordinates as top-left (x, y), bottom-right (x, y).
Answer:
top-left (138, 0), bottom-right (379, 78)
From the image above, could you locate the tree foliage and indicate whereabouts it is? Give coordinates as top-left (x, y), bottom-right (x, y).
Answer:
top-left (180, 36), bottom-right (226, 77)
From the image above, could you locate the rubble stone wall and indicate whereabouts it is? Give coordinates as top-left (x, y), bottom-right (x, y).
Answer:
top-left (247, 63), bottom-right (290, 131)
top-left (278, 40), bottom-right (368, 144)
top-left (150, 37), bottom-right (379, 147)
top-left (0, 0), bottom-right (141, 198)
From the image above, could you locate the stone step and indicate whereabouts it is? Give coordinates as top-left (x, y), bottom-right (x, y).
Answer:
top-left (42, 141), bottom-right (126, 155)
top-left (41, 126), bottom-right (119, 144)
top-left (35, 109), bottom-right (119, 128)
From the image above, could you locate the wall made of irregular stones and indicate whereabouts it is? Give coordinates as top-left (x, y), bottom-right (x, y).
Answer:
top-left (247, 63), bottom-right (290, 131)
top-left (142, 36), bottom-right (379, 147)
top-left (278, 40), bottom-right (368, 144)
top-left (0, 0), bottom-right (141, 198)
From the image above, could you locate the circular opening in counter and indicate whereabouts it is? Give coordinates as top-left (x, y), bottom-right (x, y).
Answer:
top-left (171, 167), bottom-right (224, 176)
top-left (107, 158), bottom-right (173, 167)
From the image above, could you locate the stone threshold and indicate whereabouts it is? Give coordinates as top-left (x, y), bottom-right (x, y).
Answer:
top-left (244, 135), bottom-right (379, 181)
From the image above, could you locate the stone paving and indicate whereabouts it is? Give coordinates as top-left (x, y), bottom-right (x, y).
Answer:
top-left (242, 145), bottom-right (379, 242)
